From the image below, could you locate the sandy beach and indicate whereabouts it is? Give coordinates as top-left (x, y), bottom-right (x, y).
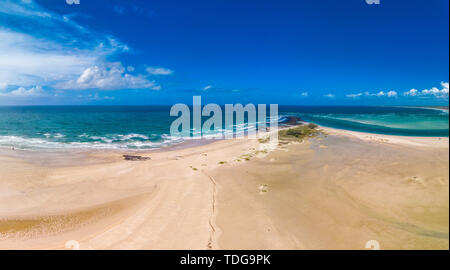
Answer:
top-left (0, 127), bottom-right (448, 250)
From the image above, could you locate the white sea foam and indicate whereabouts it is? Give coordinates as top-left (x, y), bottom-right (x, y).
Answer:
top-left (43, 133), bottom-right (65, 139)
top-left (0, 118), bottom-right (284, 151)
top-left (0, 134), bottom-right (184, 151)
top-left (117, 134), bottom-right (150, 140)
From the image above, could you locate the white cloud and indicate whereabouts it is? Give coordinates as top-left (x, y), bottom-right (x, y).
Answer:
top-left (146, 67), bottom-right (174, 75)
top-left (347, 82), bottom-right (448, 99)
top-left (56, 63), bottom-right (160, 90)
top-left (404, 88), bottom-right (419, 96)
top-left (0, 0), bottom-right (53, 20)
top-left (324, 93), bottom-right (335, 98)
top-left (0, 0), bottom-right (105, 43)
top-left (0, 29), bottom-right (97, 88)
top-left (346, 93), bottom-right (362, 98)
top-left (300, 91), bottom-right (308, 97)
top-left (403, 82), bottom-right (449, 98)
top-left (387, 91), bottom-right (397, 97)
top-left (0, 1), bottom-right (164, 97)
top-left (442, 82), bottom-right (449, 93)
top-left (347, 90), bottom-right (397, 98)
top-left (78, 93), bottom-right (116, 101)
top-left (422, 88), bottom-right (440, 95)
top-left (0, 85), bottom-right (46, 97)
top-left (203, 85), bottom-right (213, 91)
top-left (0, 82), bottom-right (8, 90)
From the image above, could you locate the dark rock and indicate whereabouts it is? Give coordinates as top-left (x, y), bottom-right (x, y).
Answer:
top-left (123, 155), bottom-right (151, 161)
top-left (280, 116), bottom-right (303, 126)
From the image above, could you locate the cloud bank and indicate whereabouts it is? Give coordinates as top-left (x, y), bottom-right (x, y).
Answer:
top-left (403, 82), bottom-right (449, 99)
top-left (0, 0), bottom-right (169, 100)
top-left (346, 90), bottom-right (398, 99)
top-left (56, 63), bottom-right (161, 91)
top-left (345, 83), bottom-right (448, 100)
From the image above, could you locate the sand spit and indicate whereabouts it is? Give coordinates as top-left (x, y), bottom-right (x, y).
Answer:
top-left (0, 128), bottom-right (448, 249)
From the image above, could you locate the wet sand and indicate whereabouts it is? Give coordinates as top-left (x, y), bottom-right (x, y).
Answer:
top-left (0, 128), bottom-right (448, 249)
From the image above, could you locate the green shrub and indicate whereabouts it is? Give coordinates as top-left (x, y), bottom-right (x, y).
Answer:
top-left (307, 123), bottom-right (318, 129)
top-left (279, 124), bottom-right (320, 141)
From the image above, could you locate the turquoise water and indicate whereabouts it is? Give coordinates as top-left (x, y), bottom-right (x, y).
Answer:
top-left (280, 106), bottom-right (449, 137)
top-left (0, 106), bottom-right (448, 150)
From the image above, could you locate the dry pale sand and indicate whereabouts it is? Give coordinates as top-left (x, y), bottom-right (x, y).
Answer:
top-left (0, 128), bottom-right (448, 250)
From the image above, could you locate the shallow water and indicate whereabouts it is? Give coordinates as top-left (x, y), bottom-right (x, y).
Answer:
top-left (280, 106), bottom-right (449, 137)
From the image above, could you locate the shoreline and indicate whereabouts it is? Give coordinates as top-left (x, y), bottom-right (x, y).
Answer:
top-left (320, 126), bottom-right (449, 148)
top-left (394, 105), bottom-right (449, 112)
top-left (1, 123), bottom-right (448, 166)
top-left (0, 126), bottom-right (448, 249)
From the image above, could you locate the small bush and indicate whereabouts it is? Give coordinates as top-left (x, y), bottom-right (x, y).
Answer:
top-left (307, 123), bottom-right (318, 129)
top-left (279, 123), bottom-right (321, 141)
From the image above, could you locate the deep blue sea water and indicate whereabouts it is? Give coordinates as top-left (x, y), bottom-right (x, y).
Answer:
top-left (0, 106), bottom-right (448, 151)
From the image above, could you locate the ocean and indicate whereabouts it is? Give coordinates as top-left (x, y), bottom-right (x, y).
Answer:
top-left (0, 106), bottom-right (448, 151)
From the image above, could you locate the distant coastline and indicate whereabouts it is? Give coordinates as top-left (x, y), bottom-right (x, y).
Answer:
top-left (419, 106), bottom-right (449, 112)
top-left (396, 105), bottom-right (450, 112)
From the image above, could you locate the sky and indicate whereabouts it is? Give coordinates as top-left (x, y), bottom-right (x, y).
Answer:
top-left (0, 0), bottom-right (448, 105)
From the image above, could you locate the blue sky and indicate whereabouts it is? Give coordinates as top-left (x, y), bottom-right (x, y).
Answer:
top-left (0, 0), bottom-right (448, 105)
